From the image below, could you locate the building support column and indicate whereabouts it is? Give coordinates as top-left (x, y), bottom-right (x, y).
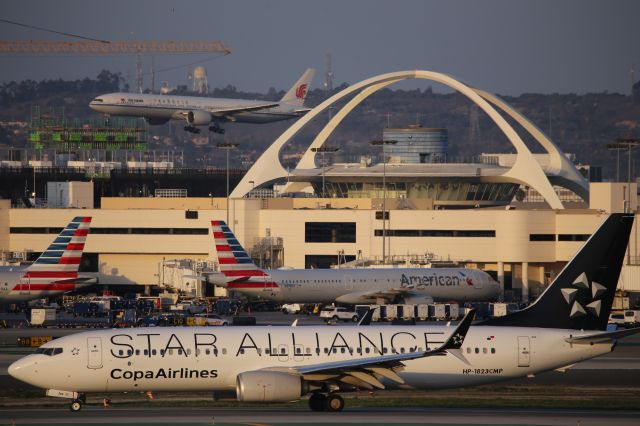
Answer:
top-left (521, 262), bottom-right (529, 304)
top-left (497, 261), bottom-right (505, 298)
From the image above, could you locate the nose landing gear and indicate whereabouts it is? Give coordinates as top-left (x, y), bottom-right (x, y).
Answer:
top-left (69, 399), bottom-right (82, 412)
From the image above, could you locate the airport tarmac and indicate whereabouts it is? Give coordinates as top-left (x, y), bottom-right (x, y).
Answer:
top-left (1, 406), bottom-right (640, 425)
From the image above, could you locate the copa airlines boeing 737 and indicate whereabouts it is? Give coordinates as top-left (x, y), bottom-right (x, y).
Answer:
top-left (89, 69), bottom-right (315, 134)
top-left (0, 217), bottom-right (95, 303)
top-left (206, 220), bottom-right (500, 304)
top-left (9, 214), bottom-right (639, 412)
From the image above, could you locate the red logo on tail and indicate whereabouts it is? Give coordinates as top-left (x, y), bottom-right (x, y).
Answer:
top-left (295, 84), bottom-right (308, 99)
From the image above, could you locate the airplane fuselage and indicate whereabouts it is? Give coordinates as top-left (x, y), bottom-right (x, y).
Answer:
top-left (89, 93), bottom-right (305, 125)
top-left (9, 324), bottom-right (611, 393)
top-left (217, 268), bottom-right (501, 304)
top-left (0, 267), bottom-right (91, 302)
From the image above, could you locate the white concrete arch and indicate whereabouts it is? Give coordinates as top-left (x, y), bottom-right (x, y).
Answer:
top-left (474, 89), bottom-right (589, 202)
top-left (232, 70), bottom-right (574, 209)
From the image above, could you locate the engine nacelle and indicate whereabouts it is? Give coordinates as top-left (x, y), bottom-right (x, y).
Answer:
top-left (186, 109), bottom-right (211, 126)
top-left (236, 371), bottom-right (306, 402)
top-left (402, 293), bottom-right (435, 305)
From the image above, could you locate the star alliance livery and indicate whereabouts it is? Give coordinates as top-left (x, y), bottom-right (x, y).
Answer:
top-left (89, 69), bottom-right (315, 134)
top-left (207, 220), bottom-right (501, 304)
top-left (0, 217), bottom-right (95, 303)
top-left (9, 214), bottom-right (639, 412)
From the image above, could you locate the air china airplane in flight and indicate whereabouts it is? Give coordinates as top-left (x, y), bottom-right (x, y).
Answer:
top-left (89, 68), bottom-right (315, 134)
top-left (206, 220), bottom-right (501, 305)
top-left (9, 214), bottom-right (639, 413)
top-left (0, 217), bottom-right (95, 303)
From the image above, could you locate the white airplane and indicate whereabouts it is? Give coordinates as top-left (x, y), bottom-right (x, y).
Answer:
top-left (9, 213), bottom-right (639, 413)
top-left (0, 217), bottom-right (95, 303)
top-left (206, 220), bottom-right (501, 304)
top-left (89, 69), bottom-right (315, 134)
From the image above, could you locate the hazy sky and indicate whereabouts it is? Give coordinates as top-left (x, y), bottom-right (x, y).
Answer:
top-left (1, 0), bottom-right (639, 95)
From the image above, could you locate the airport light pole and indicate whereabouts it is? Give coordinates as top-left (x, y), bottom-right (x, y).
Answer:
top-left (311, 146), bottom-right (339, 198)
top-left (217, 143), bottom-right (239, 225)
top-left (370, 139), bottom-right (397, 264)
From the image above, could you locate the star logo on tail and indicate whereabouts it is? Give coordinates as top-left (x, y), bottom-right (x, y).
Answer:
top-left (562, 272), bottom-right (606, 319)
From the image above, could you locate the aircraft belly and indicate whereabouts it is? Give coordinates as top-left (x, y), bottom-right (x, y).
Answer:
top-left (235, 112), bottom-right (291, 124)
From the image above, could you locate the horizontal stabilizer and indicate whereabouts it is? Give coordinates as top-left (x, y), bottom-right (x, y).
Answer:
top-left (565, 326), bottom-right (640, 344)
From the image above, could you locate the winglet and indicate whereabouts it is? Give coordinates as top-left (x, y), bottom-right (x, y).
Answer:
top-left (436, 309), bottom-right (475, 352)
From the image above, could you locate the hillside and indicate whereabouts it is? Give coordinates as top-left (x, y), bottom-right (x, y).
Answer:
top-left (1, 72), bottom-right (639, 178)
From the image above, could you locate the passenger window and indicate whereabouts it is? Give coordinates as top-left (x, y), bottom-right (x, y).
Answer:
top-left (187, 349), bottom-right (192, 356)
top-left (205, 349), bottom-right (210, 355)
top-left (127, 349), bottom-right (133, 356)
top-left (341, 348), bottom-right (345, 354)
top-left (280, 348), bottom-right (286, 355)
top-left (316, 348), bottom-right (320, 355)
top-left (475, 348), bottom-right (479, 354)
top-left (365, 347), bottom-right (370, 354)
top-left (169, 349), bottom-right (174, 355)
top-left (240, 349), bottom-right (245, 355)
top-left (401, 348), bottom-right (405, 354)
top-left (265, 348), bottom-right (270, 354)
top-left (466, 347), bottom-right (471, 354)
top-left (483, 348), bottom-right (487, 354)
top-left (491, 348), bottom-right (496, 354)
top-left (152, 349), bottom-right (157, 356)
top-left (135, 349), bottom-right (140, 356)
top-left (383, 348), bottom-right (388, 354)
top-left (119, 350), bottom-right (124, 356)
top-left (144, 349), bottom-right (149, 356)
top-left (195, 349), bottom-right (200, 356)
top-left (160, 349), bottom-right (165, 356)
top-left (324, 348), bottom-right (328, 354)
top-left (214, 348), bottom-right (219, 356)
top-left (332, 348), bottom-right (337, 354)
top-left (222, 349), bottom-right (227, 355)
top-left (295, 347), bottom-right (301, 354)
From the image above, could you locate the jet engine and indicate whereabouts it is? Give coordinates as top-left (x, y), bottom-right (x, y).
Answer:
top-left (401, 293), bottom-right (435, 305)
top-left (186, 110), bottom-right (212, 126)
top-left (236, 371), bottom-right (308, 402)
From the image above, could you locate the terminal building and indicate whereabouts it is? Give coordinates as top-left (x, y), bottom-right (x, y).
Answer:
top-left (1, 70), bottom-right (639, 305)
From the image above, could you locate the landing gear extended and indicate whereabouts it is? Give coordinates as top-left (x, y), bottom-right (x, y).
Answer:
top-left (209, 124), bottom-right (225, 134)
top-left (69, 394), bottom-right (86, 412)
top-left (183, 125), bottom-right (201, 134)
top-left (309, 392), bottom-right (345, 412)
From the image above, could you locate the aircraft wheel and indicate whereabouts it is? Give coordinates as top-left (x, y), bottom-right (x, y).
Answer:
top-left (351, 315), bottom-right (359, 322)
top-left (324, 393), bottom-right (344, 412)
top-left (69, 399), bottom-right (82, 412)
top-left (309, 393), bottom-right (326, 411)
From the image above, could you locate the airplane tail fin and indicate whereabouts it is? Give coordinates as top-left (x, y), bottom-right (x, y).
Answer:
top-left (280, 68), bottom-right (315, 106)
top-left (211, 221), bottom-right (269, 280)
top-left (481, 213), bottom-right (634, 330)
top-left (24, 216), bottom-right (91, 280)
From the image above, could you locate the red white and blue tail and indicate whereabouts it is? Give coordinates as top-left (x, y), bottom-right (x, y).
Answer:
top-left (211, 220), bottom-right (268, 279)
top-left (22, 217), bottom-right (92, 284)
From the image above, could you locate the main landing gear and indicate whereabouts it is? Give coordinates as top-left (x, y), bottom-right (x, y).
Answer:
top-left (309, 392), bottom-right (345, 412)
top-left (209, 124), bottom-right (225, 134)
top-left (183, 125), bottom-right (201, 134)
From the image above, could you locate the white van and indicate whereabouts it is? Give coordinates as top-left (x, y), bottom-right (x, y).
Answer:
top-left (624, 310), bottom-right (640, 327)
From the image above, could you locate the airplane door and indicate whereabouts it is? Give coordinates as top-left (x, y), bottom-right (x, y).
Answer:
top-left (517, 336), bottom-right (530, 367)
top-left (277, 344), bottom-right (289, 362)
top-left (345, 274), bottom-right (354, 290)
top-left (19, 277), bottom-right (31, 295)
top-left (87, 337), bottom-right (103, 369)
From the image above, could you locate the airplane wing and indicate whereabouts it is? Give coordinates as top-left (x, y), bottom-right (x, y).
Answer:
top-left (334, 288), bottom-right (426, 304)
top-left (271, 310), bottom-right (474, 390)
top-left (565, 326), bottom-right (640, 344)
top-left (207, 103), bottom-right (280, 117)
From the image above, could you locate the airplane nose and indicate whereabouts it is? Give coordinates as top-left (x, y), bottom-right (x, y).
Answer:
top-left (8, 357), bottom-right (36, 384)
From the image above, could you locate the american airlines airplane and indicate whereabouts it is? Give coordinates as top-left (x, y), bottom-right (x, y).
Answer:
top-left (9, 214), bottom-right (638, 413)
top-left (0, 216), bottom-right (95, 303)
top-left (89, 69), bottom-right (315, 134)
top-left (207, 220), bottom-right (501, 304)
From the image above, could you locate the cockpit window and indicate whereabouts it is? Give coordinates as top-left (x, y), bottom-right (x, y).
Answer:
top-left (93, 98), bottom-right (103, 102)
top-left (35, 347), bottom-right (63, 356)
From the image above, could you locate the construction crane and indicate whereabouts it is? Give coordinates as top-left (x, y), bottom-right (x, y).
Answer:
top-left (0, 40), bottom-right (231, 92)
